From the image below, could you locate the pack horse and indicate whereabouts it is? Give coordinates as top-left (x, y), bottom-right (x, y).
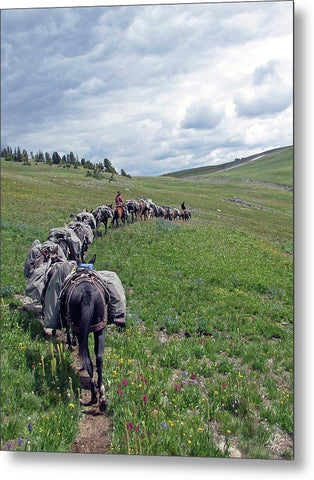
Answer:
top-left (60, 259), bottom-right (109, 411)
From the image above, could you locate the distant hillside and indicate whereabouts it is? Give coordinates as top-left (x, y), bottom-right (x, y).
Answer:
top-left (163, 146), bottom-right (293, 180)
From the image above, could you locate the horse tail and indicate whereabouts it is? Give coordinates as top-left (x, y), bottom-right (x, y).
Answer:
top-left (78, 289), bottom-right (94, 374)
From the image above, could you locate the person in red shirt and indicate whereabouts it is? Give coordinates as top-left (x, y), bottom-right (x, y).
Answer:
top-left (115, 191), bottom-right (123, 206)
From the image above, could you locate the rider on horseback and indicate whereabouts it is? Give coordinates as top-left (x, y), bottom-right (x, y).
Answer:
top-left (115, 191), bottom-right (123, 206)
top-left (114, 191), bottom-right (129, 221)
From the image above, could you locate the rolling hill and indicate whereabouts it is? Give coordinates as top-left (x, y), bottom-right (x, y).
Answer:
top-left (163, 145), bottom-right (293, 186)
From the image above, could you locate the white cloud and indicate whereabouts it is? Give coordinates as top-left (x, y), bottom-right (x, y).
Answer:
top-left (1, 1), bottom-right (293, 176)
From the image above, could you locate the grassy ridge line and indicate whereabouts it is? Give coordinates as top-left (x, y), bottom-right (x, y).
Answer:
top-left (1, 158), bottom-right (293, 457)
top-left (163, 145), bottom-right (292, 183)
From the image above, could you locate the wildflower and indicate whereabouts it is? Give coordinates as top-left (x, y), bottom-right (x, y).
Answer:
top-left (7, 442), bottom-right (12, 450)
top-left (68, 403), bottom-right (75, 409)
top-left (160, 420), bottom-right (168, 430)
top-left (122, 378), bottom-right (128, 386)
top-left (28, 423), bottom-right (33, 433)
top-left (175, 384), bottom-right (181, 392)
top-left (18, 438), bottom-right (24, 447)
top-left (214, 391), bottom-right (218, 395)
top-left (126, 422), bottom-right (133, 430)
top-left (226, 430), bottom-right (232, 434)
top-left (142, 394), bottom-right (148, 404)
top-left (222, 382), bottom-right (226, 387)
top-left (198, 428), bottom-right (204, 433)
top-left (135, 425), bottom-right (140, 433)
top-left (116, 389), bottom-right (123, 396)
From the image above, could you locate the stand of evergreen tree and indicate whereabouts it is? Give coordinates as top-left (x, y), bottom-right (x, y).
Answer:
top-left (1, 145), bottom-right (131, 177)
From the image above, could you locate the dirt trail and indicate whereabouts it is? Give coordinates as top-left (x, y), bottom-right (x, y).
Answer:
top-left (68, 342), bottom-right (112, 454)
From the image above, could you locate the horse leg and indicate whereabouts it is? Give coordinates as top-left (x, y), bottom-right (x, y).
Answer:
top-left (94, 329), bottom-right (106, 411)
top-left (86, 354), bottom-right (97, 405)
top-left (77, 332), bottom-right (97, 404)
top-left (66, 327), bottom-right (73, 349)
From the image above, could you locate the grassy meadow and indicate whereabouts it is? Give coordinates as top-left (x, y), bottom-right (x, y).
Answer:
top-left (1, 148), bottom-right (293, 458)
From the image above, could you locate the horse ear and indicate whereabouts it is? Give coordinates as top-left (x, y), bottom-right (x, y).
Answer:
top-left (88, 254), bottom-right (96, 264)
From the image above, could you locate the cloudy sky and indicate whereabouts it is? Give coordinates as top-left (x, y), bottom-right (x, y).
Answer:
top-left (1, 1), bottom-right (293, 176)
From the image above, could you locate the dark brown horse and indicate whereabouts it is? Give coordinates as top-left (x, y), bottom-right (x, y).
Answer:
top-left (60, 260), bottom-right (109, 411)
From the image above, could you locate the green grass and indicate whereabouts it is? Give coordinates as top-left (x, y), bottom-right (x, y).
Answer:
top-left (1, 152), bottom-right (293, 458)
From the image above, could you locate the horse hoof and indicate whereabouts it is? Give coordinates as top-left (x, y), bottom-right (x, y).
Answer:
top-left (99, 400), bottom-right (107, 412)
